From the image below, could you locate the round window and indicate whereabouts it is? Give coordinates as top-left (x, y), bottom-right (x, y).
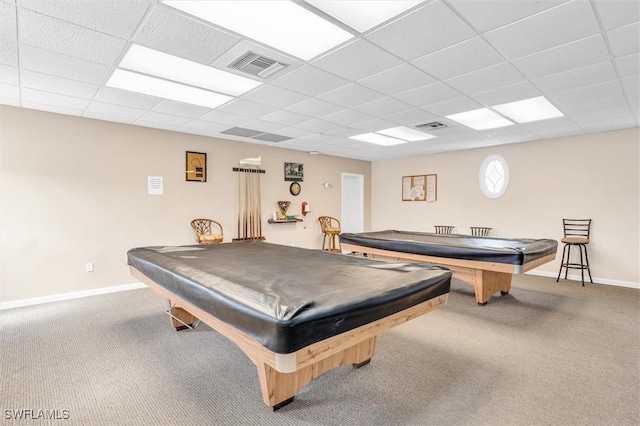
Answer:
top-left (479, 155), bottom-right (510, 199)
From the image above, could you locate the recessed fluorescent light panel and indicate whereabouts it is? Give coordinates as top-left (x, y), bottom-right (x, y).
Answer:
top-left (349, 132), bottom-right (407, 146)
top-left (377, 126), bottom-right (436, 142)
top-left (306, 1), bottom-right (424, 33)
top-left (492, 96), bottom-right (564, 123)
top-left (446, 108), bottom-right (514, 130)
top-left (163, 1), bottom-right (354, 60)
top-left (106, 69), bottom-right (233, 109)
top-left (120, 45), bottom-right (261, 96)
top-left (349, 126), bottom-right (436, 146)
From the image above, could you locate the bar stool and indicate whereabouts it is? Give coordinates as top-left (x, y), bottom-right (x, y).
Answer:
top-left (556, 219), bottom-right (593, 286)
top-left (470, 227), bottom-right (492, 236)
top-left (318, 216), bottom-right (341, 252)
top-left (434, 226), bottom-right (454, 234)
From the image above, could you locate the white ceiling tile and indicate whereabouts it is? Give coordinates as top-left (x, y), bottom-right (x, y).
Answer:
top-left (274, 127), bottom-right (314, 138)
top-left (18, 9), bottom-right (126, 65)
top-left (260, 109), bottom-right (312, 126)
top-left (317, 83), bottom-right (385, 108)
top-left (445, 62), bottom-right (525, 94)
top-left (137, 110), bottom-right (193, 127)
top-left (134, 5), bottom-right (240, 65)
top-left (549, 80), bottom-right (629, 116)
top-left (20, 70), bottom-right (98, 99)
top-left (242, 85), bottom-right (307, 109)
top-left (512, 35), bottom-right (610, 80)
top-left (616, 53), bottom-right (640, 77)
top-left (241, 119), bottom-right (285, 133)
top-left (17, 1), bottom-right (150, 39)
top-left (485, 1), bottom-right (600, 59)
top-left (176, 123), bottom-right (229, 138)
top-left (19, 44), bottom-right (110, 85)
top-left (271, 65), bottom-right (350, 97)
top-left (94, 86), bottom-right (161, 110)
top-left (1, 2), bottom-right (16, 40)
top-left (351, 117), bottom-right (397, 132)
top-left (574, 114), bottom-right (637, 133)
top-left (151, 100), bottom-right (211, 118)
top-left (412, 37), bottom-right (504, 80)
top-left (82, 111), bottom-right (136, 125)
top-left (0, 64), bottom-right (18, 85)
top-left (533, 61), bottom-right (617, 94)
top-left (395, 82), bottom-right (461, 108)
top-left (217, 99), bottom-right (278, 118)
top-left (85, 100), bottom-right (146, 121)
top-left (22, 101), bottom-right (84, 116)
top-left (312, 38), bottom-right (403, 81)
top-left (354, 96), bottom-right (413, 117)
top-left (322, 127), bottom-right (364, 138)
top-left (285, 98), bottom-right (342, 117)
top-left (422, 97), bottom-right (483, 117)
top-left (621, 76), bottom-right (639, 111)
top-left (294, 118), bottom-right (341, 132)
top-left (448, 0), bottom-right (565, 33)
top-left (21, 87), bottom-right (89, 110)
top-left (594, 0), bottom-right (640, 31)
top-left (383, 108), bottom-right (438, 126)
top-left (471, 82), bottom-right (541, 106)
top-left (358, 63), bottom-right (435, 96)
top-left (134, 120), bottom-right (180, 131)
top-left (365, 1), bottom-right (475, 61)
top-left (199, 110), bottom-right (252, 126)
top-left (1, 39), bottom-right (18, 66)
top-left (322, 109), bottom-right (374, 126)
top-left (1, 83), bottom-right (19, 101)
top-left (607, 22), bottom-right (640, 58)
top-left (523, 117), bottom-right (584, 139)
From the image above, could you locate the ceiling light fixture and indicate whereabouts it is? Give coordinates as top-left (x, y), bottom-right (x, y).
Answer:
top-left (445, 108), bottom-right (514, 130)
top-left (306, 1), bottom-right (423, 33)
top-left (349, 132), bottom-right (408, 146)
top-left (120, 44), bottom-right (261, 96)
top-left (163, 1), bottom-right (354, 60)
top-left (492, 96), bottom-right (564, 123)
top-left (377, 126), bottom-right (436, 141)
top-left (106, 69), bottom-right (233, 109)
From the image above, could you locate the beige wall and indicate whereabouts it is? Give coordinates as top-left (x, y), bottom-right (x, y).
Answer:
top-left (0, 106), bottom-right (371, 302)
top-left (372, 128), bottom-right (640, 286)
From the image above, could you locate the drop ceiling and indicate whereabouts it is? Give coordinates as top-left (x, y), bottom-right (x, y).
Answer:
top-left (1, 0), bottom-right (638, 161)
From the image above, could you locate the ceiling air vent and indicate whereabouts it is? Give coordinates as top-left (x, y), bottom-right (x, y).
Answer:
top-left (228, 51), bottom-right (287, 79)
top-left (416, 121), bottom-right (448, 130)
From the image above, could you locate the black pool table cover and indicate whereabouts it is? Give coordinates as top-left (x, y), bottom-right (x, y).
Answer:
top-left (340, 230), bottom-right (558, 267)
top-left (127, 241), bottom-right (451, 354)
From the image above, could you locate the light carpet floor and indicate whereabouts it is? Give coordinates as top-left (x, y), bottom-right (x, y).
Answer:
top-left (1, 274), bottom-right (638, 425)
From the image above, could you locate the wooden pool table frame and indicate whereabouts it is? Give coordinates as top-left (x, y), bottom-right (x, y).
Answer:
top-left (340, 243), bottom-right (556, 305)
top-left (130, 266), bottom-right (448, 410)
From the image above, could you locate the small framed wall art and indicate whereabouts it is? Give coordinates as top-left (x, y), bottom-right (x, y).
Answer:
top-left (186, 151), bottom-right (207, 182)
top-left (284, 162), bottom-right (303, 182)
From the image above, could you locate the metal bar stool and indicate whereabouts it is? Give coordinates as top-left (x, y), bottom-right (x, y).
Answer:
top-left (470, 227), bottom-right (492, 236)
top-left (434, 226), bottom-right (454, 234)
top-left (556, 219), bottom-right (593, 286)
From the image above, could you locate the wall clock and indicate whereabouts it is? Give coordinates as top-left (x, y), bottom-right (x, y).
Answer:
top-left (289, 181), bottom-right (301, 196)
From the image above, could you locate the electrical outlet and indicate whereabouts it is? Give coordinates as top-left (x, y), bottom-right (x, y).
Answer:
top-left (86, 262), bottom-right (94, 272)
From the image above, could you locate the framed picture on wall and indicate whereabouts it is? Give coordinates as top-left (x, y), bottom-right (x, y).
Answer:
top-left (284, 162), bottom-right (303, 182)
top-left (186, 151), bottom-right (207, 182)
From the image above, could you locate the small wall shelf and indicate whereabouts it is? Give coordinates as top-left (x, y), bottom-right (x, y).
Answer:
top-left (268, 218), bottom-right (303, 224)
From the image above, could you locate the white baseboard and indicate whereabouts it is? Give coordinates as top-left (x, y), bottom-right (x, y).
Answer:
top-left (0, 283), bottom-right (147, 310)
top-left (527, 271), bottom-right (639, 290)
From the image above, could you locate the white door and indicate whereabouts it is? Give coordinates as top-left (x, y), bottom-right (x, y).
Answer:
top-left (341, 173), bottom-right (364, 235)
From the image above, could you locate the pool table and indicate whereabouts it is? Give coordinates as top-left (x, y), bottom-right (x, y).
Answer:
top-left (340, 230), bottom-right (558, 305)
top-left (127, 241), bottom-right (451, 410)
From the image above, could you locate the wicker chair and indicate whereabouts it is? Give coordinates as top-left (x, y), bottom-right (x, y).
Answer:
top-left (434, 226), bottom-right (454, 234)
top-left (470, 227), bottom-right (492, 236)
top-left (190, 219), bottom-right (223, 244)
top-left (318, 216), bottom-right (341, 252)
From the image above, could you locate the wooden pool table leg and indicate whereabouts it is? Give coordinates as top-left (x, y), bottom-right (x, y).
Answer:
top-left (475, 271), bottom-right (513, 305)
top-left (167, 300), bottom-right (198, 330)
top-left (256, 337), bottom-right (377, 410)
